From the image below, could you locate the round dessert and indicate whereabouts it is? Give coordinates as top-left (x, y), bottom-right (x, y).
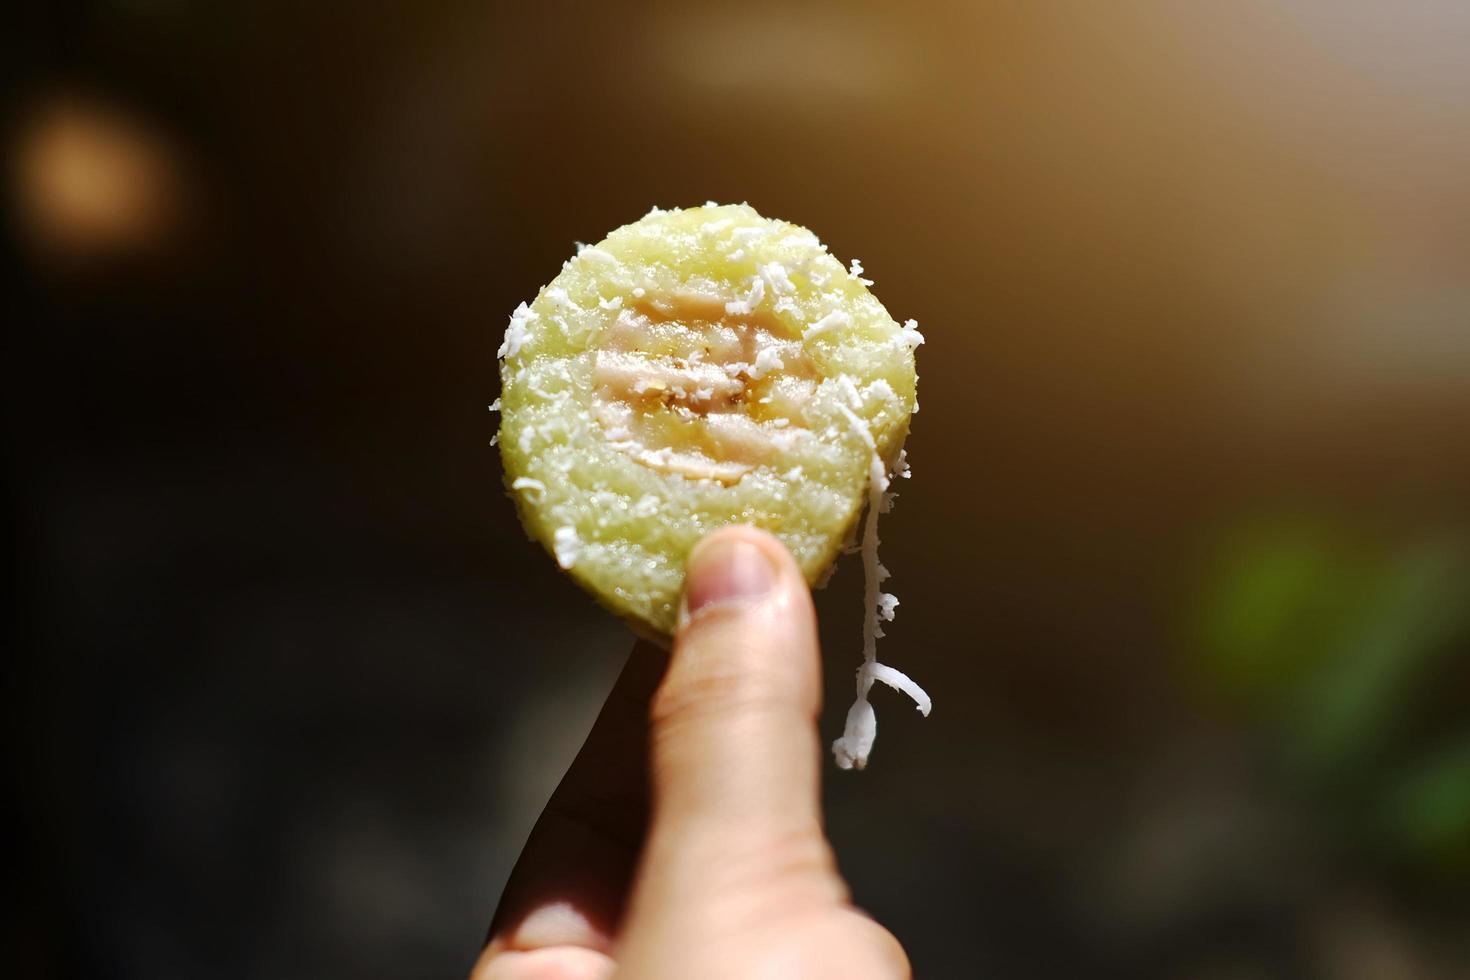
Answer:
top-left (495, 204), bottom-right (920, 638)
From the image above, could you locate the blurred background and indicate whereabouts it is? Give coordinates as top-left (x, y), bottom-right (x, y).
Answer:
top-left (6, 2), bottom-right (1469, 977)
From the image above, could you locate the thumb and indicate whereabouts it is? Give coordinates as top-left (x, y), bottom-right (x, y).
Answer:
top-left (624, 527), bottom-right (844, 925)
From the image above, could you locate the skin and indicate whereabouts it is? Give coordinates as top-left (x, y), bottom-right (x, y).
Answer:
top-left (473, 527), bottom-right (910, 979)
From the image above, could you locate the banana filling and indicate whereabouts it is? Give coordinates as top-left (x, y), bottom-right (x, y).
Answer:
top-left (592, 291), bottom-right (821, 483)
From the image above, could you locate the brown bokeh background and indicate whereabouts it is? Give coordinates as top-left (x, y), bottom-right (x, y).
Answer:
top-left (7, 2), bottom-right (1469, 977)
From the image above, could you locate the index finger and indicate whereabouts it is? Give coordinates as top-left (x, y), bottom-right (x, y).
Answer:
top-left (481, 640), bottom-right (664, 958)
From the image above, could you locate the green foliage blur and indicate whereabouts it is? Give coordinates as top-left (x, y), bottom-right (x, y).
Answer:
top-left (1195, 519), bottom-right (1470, 874)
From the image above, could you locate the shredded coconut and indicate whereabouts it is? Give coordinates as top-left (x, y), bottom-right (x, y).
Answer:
top-left (833, 699), bottom-right (877, 771)
top-left (511, 476), bottom-right (546, 499)
top-left (848, 258), bottom-right (874, 286)
top-left (598, 295), bottom-right (623, 310)
top-left (488, 398), bottom-right (501, 412)
top-left (780, 232), bottom-right (822, 251)
top-left (864, 379), bottom-right (897, 405)
top-left (901, 318), bottom-right (925, 350)
top-left (769, 428), bottom-right (802, 452)
top-left (831, 420), bottom-right (931, 770)
top-left (724, 276), bottom-right (766, 316)
top-left (498, 303), bottom-right (535, 360)
top-left (579, 246), bottom-right (617, 267)
top-left (759, 261), bottom-right (796, 296)
top-left (748, 345), bottom-right (785, 380)
top-left (868, 663), bottom-right (932, 716)
top-left (552, 526), bottom-right (582, 569)
top-left (805, 310), bottom-right (852, 339)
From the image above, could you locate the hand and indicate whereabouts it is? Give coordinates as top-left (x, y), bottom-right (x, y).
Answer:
top-left (473, 526), bottom-right (910, 979)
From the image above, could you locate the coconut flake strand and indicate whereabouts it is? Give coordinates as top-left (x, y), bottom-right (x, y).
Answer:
top-left (831, 450), bottom-right (931, 770)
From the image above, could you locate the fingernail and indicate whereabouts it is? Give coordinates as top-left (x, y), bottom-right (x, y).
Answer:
top-left (683, 538), bottom-right (776, 617)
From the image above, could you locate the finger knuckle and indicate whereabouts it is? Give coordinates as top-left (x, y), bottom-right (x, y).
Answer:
top-left (649, 661), bottom-right (791, 737)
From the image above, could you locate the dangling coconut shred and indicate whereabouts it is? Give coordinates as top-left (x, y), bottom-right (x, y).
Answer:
top-left (831, 410), bottom-right (932, 770)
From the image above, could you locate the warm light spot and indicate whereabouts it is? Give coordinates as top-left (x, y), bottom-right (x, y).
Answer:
top-left (10, 95), bottom-right (187, 262)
